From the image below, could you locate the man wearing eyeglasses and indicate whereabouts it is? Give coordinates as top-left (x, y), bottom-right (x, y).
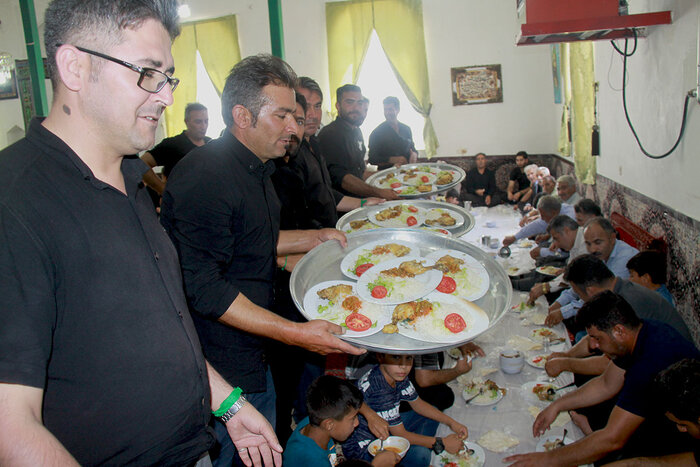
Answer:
top-left (0, 1), bottom-right (281, 466)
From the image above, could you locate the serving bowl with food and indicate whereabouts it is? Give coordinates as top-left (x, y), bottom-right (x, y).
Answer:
top-left (367, 436), bottom-right (410, 458)
top-left (365, 162), bottom-right (466, 199)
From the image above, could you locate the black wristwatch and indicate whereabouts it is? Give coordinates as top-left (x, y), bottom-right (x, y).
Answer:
top-left (431, 436), bottom-right (445, 454)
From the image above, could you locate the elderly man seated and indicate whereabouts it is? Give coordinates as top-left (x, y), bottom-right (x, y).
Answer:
top-left (502, 195), bottom-right (575, 247)
top-left (504, 292), bottom-right (699, 467)
top-left (525, 174), bottom-right (556, 214)
top-left (556, 174), bottom-right (582, 206)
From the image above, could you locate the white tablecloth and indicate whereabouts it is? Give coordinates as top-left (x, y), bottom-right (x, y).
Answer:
top-left (427, 206), bottom-right (582, 466)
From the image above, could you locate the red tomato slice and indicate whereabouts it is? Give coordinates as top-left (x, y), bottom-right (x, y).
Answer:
top-left (444, 313), bottom-right (466, 333)
top-left (421, 175), bottom-right (430, 183)
top-left (406, 216), bottom-right (417, 226)
top-left (345, 313), bottom-right (371, 332)
top-left (390, 182), bottom-right (402, 188)
top-left (354, 263), bottom-right (374, 277)
top-left (436, 275), bottom-right (457, 294)
top-left (439, 229), bottom-right (449, 235)
top-left (371, 285), bottom-right (387, 299)
top-left (395, 189), bottom-right (402, 194)
top-left (408, 205), bottom-right (419, 212)
top-left (533, 356), bottom-right (543, 363)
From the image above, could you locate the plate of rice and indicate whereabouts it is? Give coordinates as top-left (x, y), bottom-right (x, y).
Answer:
top-left (394, 291), bottom-right (489, 343)
top-left (303, 281), bottom-right (390, 337)
top-left (368, 203), bottom-right (427, 228)
top-left (425, 249), bottom-right (490, 301)
top-left (340, 240), bottom-right (416, 280)
top-left (357, 256), bottom-right (442, 305)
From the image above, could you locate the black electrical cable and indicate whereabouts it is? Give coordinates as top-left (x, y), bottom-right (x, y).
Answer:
top-left (611, 30), bottom-right (693, 159)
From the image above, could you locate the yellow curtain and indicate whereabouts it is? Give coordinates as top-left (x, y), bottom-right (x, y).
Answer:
top-left (326, 0), bottom-right (439, 156)
top-left (558, 42), bottom-right (596, 184)
top-left (165, 15), bottom-right (241, 137)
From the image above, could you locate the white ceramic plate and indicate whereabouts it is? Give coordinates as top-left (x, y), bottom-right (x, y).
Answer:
top-left (356, 256), bottom-right (442, 305)
top-left (526, 353), bottom-right (548, 370)
top-left (400, 171), bottom-right (437, 187)
top-left (416, 226), bottom-right (452, 237)
top-left (374, 172), bottom-right (403, 189)
top-left (396, 291), bottom-right (490, 344)
top-left (424, 207), bottom-right (465, 229)
top-left (461, 380), bottom-right (504, 406)
top-left (425, 249), bottom-right (490, 301)
top-left (434, 169), bottom-right (459, 186)
top-left (437, 441), bottom-right (486, 466)
top-left (342, 217), bottom-right (381, 234)
top-left (340, 239), bottom-right (416, 280)
top-left (535, 434), bottom-right (574, 452)
top-left (368, 203), bottom-right (427, 228)
top-left (535, 265), bottom-right (562, 276)
top-left (529, 327), bottom-right (566, 344)
top-left (521, 381), bottom-right (560, 405)
top-left (302, 280), bottom-right (390, 337)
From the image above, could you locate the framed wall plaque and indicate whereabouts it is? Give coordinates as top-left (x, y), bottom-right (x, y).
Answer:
top-left (451, 64), bottom-right (503, 106)
top-left (0, 70), bottom-right (18, 100)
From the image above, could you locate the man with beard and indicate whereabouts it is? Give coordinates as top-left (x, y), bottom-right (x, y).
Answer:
top-left (505, 292), bottom-right (698, 467)
top-left (318, 84), bottom-right (399, 199)
top-left (507, 150), bottom-right (533, 205)
top-left (368, 96), bottom-right (418, 170)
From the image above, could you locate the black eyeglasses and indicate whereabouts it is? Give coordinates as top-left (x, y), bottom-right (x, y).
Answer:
top-left (60, 44), bottom-right (179, 93)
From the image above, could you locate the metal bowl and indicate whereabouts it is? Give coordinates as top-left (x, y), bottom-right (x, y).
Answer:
top-left (365, 162), bottom-right (466, 199)
top-left (289, 229), bottom-right (512, 354)
top-left (336, 200), bottom-right (476, 238)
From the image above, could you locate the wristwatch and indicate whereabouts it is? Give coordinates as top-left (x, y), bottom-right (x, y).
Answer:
top-left (431, 436), bottom-right (445, 454)
top-left (219, 395), bottom-right (247, 423)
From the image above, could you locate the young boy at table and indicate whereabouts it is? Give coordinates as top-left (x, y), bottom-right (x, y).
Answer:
top-left (342, 354), bottom-right (468, 466)
top-left (284, 375), bottom-right (400, 467)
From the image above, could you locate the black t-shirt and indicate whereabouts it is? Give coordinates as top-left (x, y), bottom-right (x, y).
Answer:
top-left (509, 166), bottom-right (530, 192)
top-left (465, 167), bottom-right (497, 196)
top-left (368, 121), bottom-right (414, 170)
top-left (613, 320), bottom-right (699, 417)
top-left (0, 119), bottom-right (212, 465)
top-left (318, 118), bottom-right (367, 195)
top-left (162, 131), bottom-right (281, 392)
top-left (149, 131), bottom-right (211, 177)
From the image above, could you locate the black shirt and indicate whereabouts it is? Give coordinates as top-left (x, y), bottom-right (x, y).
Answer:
top-left (0, 119), bottom-right (212, 466)
top-left (368, 121), bottom-right (415, 170)
top-left (509, 166), bottom-right (529, 192)
top-left (150, 130), bottom-right (211, 177)
top-left (161, 131), bottom-right (281, 392)
top-left (464, 167), bottom-right (497, 196)
top-left (318, 117), bottom-right (367, 195)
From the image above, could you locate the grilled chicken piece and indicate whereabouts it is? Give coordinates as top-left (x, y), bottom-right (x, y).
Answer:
top-left (341, 295), bottom-right (362, 313)
top-left (317, 284), bottom-right (353, 301)
top-left (372, 243), bottom-right (411, 257)
top-left (426, 212), bottom-right (456, 226)
top-left (379, 173), bottom-right (396, 184)
top-left (433, 255), bottom-right (464, 274)
top-left (380, 260), bottom-right (430, 278)
top-left (382, 323), bottom-right (398, 334)
top-left (350, 219), bottom-right (370, 229)
top-left (436, 172), bottom-right (453, 185)
top-left (375, 205), bottom-right (403, 221)
top-left (391, 300), bottom-right (433, 324)
top-left (417, 185), bottom-right (432, 193)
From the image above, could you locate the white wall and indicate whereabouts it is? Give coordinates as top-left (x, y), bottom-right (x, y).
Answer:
top-left (595, 0), bottom-right (700, 221)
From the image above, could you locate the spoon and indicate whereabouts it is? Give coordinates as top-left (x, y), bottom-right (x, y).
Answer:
top-left (555, 429), bottom-right (568, 448)
top-left (546, 382), bottom-right (576, 396)
top-left (464, 387), bottom-right (484, 404)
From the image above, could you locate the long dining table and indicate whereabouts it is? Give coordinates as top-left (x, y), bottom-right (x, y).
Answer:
top-left (428, 205), bottom-right (586, 466)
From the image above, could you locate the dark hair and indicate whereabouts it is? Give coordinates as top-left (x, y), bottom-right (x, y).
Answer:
top-left (653, 358), bottom-right (700, 421)
top-left (336, 461), bottom-right (372, 467)
top-left (564, 254), bottom-right (614, 288)
top-left (516, 150), bottom-right (528, 159)
top-left (306, 376), bottom-right (363, 427)
top-left (297, 76), bottom-right (323, 102)
top-left (383, 96), bottom-right (400, 108)
top-left (576, 290), bottom-right (641, 332)
top-left (627, 250), bottom-right (668, 285)
top-left (221, 54), bottom-right (297, 128)
top-left (295, 93), bottom-right (307, 114)
top-left (336, 84), bottom-right (361, 103)
top-left (536, 195), bottom-right (561, 215)
top-left (584, 216), bottom-right (617, 235)
top-left (547, 215), bottom-right (579, 235)
top-left (45, 0), bottom-right (180, 89)
top-left (574, 199), bottom-right (602, 217)
top-left (475, 152), bottom-right (486, 158)
top-left (184, 102), bottom-right (207, 120)
top-left (446, 188), bottom-right (459, 199)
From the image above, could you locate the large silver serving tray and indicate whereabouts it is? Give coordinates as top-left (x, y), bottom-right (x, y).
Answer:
top-left (336, 200), bottom-right (476, 238)
top-left (365, 162), bottom-right (466, 199)
top-left (289, 229), bottom-right (512, 354)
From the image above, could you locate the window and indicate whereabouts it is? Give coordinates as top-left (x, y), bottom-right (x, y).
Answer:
top-left (356, 30), bottom-right (425, 150)
top-left (195, 51), bottom-right (226, 138)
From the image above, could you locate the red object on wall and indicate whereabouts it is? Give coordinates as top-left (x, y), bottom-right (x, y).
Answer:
top-left (525, 0), bottom-right (619, 24)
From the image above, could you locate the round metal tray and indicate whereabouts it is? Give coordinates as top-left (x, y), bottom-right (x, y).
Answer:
top-left (365, 162), bottom-right (466, 199)
top-left (336, 200), bottom-right (476, 238)
top-left (289, 229), bottom-right (512, 354)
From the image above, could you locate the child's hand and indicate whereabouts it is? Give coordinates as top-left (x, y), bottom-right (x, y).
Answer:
top-left (365, 410), bottom-right (389, 440)
top-left (371, 450), bottom-right (400, 467)
top-left (450, 421), bottom-right (468, 439)
top-left (443, 433), bottom-right (465, 454)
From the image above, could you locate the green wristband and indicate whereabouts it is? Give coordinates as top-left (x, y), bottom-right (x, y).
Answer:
top-left (280, 255), bottom-right (288, 271)
top-left (213, 387), bottom-right (242, 417)
top-left (360, 199), bottom-right (366, 207)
